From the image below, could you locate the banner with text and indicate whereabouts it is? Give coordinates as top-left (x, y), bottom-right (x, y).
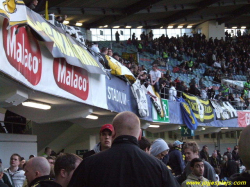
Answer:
top-left (210, 100), bottom-right (238, 120)
top-left (183, 93), bottom-right (214, 123)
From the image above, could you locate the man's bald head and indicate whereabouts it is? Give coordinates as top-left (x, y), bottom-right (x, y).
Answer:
top-left (239, 125), bottom-right (250, 169)
top-left (112, 111), bottom-right (141, 139)
top-left (24, 157), bottom-right (50, 185)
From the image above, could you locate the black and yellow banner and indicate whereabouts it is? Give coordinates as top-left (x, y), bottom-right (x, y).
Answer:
top-left (26, 9), bottom-right (104, 74)
top-left (183, 93), bottom-right (214, 123)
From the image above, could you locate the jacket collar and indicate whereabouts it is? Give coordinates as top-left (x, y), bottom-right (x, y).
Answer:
top-left (112, 135), bottom-right (138, 146)
top-left (187, 173), bottom-right (206, 182)
top-left (29, 175), bottom-right (52, 187)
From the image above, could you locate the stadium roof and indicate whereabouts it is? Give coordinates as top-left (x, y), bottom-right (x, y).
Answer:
top-left (28, 0), bottom-right (250, 29)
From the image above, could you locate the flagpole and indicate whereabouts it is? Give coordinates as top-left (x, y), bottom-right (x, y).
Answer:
top-left (45, 0), bottom-right (49, 20)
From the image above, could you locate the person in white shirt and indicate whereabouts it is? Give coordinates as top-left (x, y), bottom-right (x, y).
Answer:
top-left (4, 154), bottom-right (25, 187)
top-left (169, 82), bottom-right (177, 101)
top-left (149, 64), bottom-right (161, 92)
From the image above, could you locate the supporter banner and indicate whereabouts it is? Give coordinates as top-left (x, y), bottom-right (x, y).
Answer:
top-left (105, 55), bottom-right (135, 81)
top-left (237, 111), bottom-right (250, 127)
top-left (0, 0), bottom-right (27, 27)
top-left (210, 100), bottom-right (238, 120)
top-left (106, 73), bottom-right (152, 121)
top-left (26, 9), bottom-right (104, 75)
top-left (180, 101), bottom-right (198, 130)
top-left (183, 93), bottom-right (214, 123)
top-left (152, 99), bottom-right (169, 123)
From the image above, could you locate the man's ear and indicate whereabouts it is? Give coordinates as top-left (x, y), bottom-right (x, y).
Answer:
top-left (60, 169), bottom-right (67, 178)
top-left (138, 129), bottom-right (142, 140)
top-left (35, 171), bottom-right (40, 177)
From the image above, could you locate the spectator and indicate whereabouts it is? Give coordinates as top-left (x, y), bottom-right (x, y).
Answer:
top-left (149, 64), bottom-right (161, 92)
top-left (209, 152), bottom-right (220, 169)
top-left (138, 136), bottom-right (151, 153)
top-left (0, 166), bottom-right (8, 187)
top-left (200, 145), bottom-right (209, 162)
top-left (53, 153), bottom-right (82, 187)
top-left (177, 141), bottom-right (216, 185)
top-left (181, 158), bottom-right (210, 187)
top-left (24, 157), bottom-right (51, 186)
top-left (107, 48), bottom-right (113, 56)
top-left (4, 154), bottom-right (26, 187)
top-left (168, 140), bottom-right (185, 176)
top-left (115, 31), bottom-right (120, 43)
top-left (68, 111), bottom-right (180, 187)
top-left (169, 82), bottom-right (177, 101)
top-left (112, 52), bottom-right (120, 61)
top-left (150, 138), bottom-right (169, 160)
top-left (225, 153), bottom-right (238, 179)
top-left (223, 147), bottom-right (231, 156)
top-left (42, 147), bottom-right (52, 158)
top-left (28, 0), bottom-right (38, 10)
top-left (231, 125), bottom-right (250, 186)
top-left (82, 124), bottom-right (114, 159)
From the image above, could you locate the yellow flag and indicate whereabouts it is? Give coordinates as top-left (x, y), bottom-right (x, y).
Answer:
top-left (45, 0), bottom-right (49, 20)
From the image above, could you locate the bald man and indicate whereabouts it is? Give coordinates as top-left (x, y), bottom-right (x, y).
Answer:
top-left (68, 111), bottom-right (180, 187)
top-left (231, 125), bottom-right (250, 186)
top-left (24, 157), bottom-right (53, 187)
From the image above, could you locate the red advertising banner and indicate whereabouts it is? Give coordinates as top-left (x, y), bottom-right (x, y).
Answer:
top-left (237, 111), bottom-right (250, 127)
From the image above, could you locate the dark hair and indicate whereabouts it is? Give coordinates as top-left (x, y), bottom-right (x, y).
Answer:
top-left (10, 154), bottom-right (21, 162)
top-left (54, 153), bottom-right (82, 177)
top-left (101, 47), bottom-right (108, 53)
top-left (190, 158), bottom-right (203, 167)
top-left (138, 137), bottom-right (151, 151)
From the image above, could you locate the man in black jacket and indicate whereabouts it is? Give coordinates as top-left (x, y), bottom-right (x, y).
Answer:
top-left (24, 157), bottom-right (54, 187)
top-left (68, 111), bottom-right (180, 187)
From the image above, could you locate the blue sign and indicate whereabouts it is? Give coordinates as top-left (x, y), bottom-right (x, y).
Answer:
top-left (106, 73), bottom-right (152, 121)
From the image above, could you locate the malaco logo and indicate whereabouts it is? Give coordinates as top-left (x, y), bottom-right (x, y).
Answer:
top-left (2, 19), bottom-right (42, 85)
top-left (53, 58), bottom-right (89, 101)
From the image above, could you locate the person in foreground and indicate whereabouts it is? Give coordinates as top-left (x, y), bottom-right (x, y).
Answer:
top-left (182, 158), bottom-right (210, 187)
top-left (230, 125), bottom-right (250, 186)
top-left (68, 111), bottom-right (180, 187)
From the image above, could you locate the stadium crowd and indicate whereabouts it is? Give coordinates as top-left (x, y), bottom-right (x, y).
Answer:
top-left (1, 114), bottom-right (249, 187)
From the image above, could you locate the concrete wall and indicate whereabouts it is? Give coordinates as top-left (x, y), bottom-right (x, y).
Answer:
top-left (0, 133), bottom-right (37, 169)
top-left (196, 21), bottom-right (225, 40)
